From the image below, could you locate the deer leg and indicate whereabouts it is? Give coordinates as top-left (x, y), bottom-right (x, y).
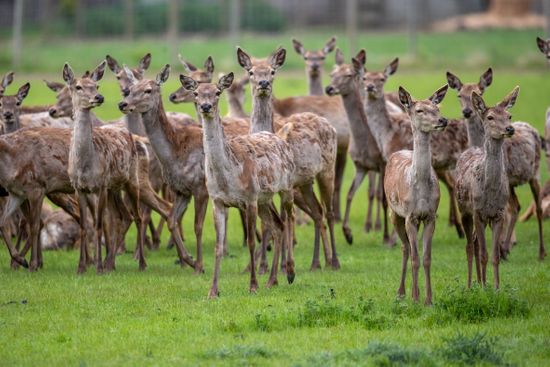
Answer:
top-left (281, 191), bottom-right (296, 284)
top-left (126, 190), bottom-right (147, 271)
top-left (75, 193), bottom-right (89, 274)
top-left (0, 195), bottom-right (28, 268)
top-left (380, 169), bottom-right (397, 247)
top-left (393, 214), bottom-right (409, 298)
top-left (192, 190), bottom-right (208, 274)
top-left (246, 203), bottom-right (259, 294)
top-left (405, 216), bottom-right (420, 302)
top-left (474, 216), bottom-right (488, 287)
top-left (529, 178), bottom-right (546, 260)
top-left (364, 171), bottom-right (376, 233)
top-left (263, 204), bottom-right (282, 288)
top-left (422, 219), bottom-right (435, 306)
top-left (462, 214), bottom-right (476, 288)
top-left (491, 218), bottom-right (503, 289)
top-left (239, 209), bottom-right (248, 248)
top-left (299, 184), bottom-right (331, 269)
top-left (439, 170), bottom-right (464, 238)
top-left (333, 149), bottom-right (347, 222)
top-left (93, 190), bottom-right (107, 274)
top-left (209, 200), bottom-right (227, 298)
top-left (21, 195), bottom-right (44, 272)
top-left (342, 167), bottom-right (367, 245)
top-left (318, 171), bottom-right (340, 270)
top-left (374, 173), bottom-right (383, 231)
top-left (501, 187), bottom-right (519, 260)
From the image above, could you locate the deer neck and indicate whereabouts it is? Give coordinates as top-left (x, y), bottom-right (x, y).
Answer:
top-left (71, 108), bottom-right (97, 170)
top-left (364, 93), bottom-right (394, 157)
top-left (125, 111), bottom-right (146, 136)
top-left (340, 86), bottom-right (382, 158)
top-left (3, 116), bottom-right (21, 134)
top-left (251, 94), bottom-right (274, 133)
top-left (227, 95), bottom-right (248, 119)
top-left (141, 99), bottom-right (177, 166)
top-left (411, 128), bottom-right (433, 190)
top-left (200, 109), bottom-right (234, 188)
top-left (483, 135), bottom-right (505, 191)
top-left (466, 115), bottom-right (485, 148)
top-left (308, 73), bottom-right (324, 96)
top-left (0, 138), bottom-right (15, 184)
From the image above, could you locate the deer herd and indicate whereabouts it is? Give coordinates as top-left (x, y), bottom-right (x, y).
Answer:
top-left (0, 35), bottom-right (548, 304)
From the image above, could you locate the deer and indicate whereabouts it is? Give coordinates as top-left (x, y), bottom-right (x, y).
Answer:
top-left (455, 87), bottom-right (518, 289)
top-left (519, 180), bottom-right (550, 222)
top-left (225, 73), bottom-right (250, 119)
top-left (447, 70), bottom-right (545, 260)
top-left (325, 49), bottom-right (393, 247)
top-left (236, 46), bottom-right (340, 271)
top-left (63, 61), bottom-right (196, 273)
top-left (168, 55), bottom-right (215, 104)
top-left (361, 54), bottom-right (466, 238)
top-left (385, 85), bottom-right (449, 305)
top-left (0, 82), bottom-right (30, 134)
top-left (180, 71), bottom-right (297, 297)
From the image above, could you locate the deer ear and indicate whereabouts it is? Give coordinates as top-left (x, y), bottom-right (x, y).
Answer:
top-left (323, 36), bottom-right (336, 55)
top-left (429, 84), bottom-right (448, 105)
top-left (156, 64), bottom-right (170, 85)
top-left (1, 71), bottom-right (14, 90)
top-left (537, 36), bottom-right (549, 54)
top-left (398, 86), bottom-right (413, 109)
top-left (44, 80), bottom-right (65, 92)
top-left (384, 58), bottom-right (399, 77)
top-left (218, 72), bottom-right (234, 91)
top-left (478, 67), bottom-right (493, 93)
top-left (179, 74), bottom-right (198, 91)
top-left (204, 56), bottom-right (214, 75)
top-left (63, 63), bottom-right (75, 85)
top-left (106, 55), bottom-right (121, 73)
top-left (270, 47), bottom-right (286, 70)
top-left (446, 71), bottom-right (463, 90)
top-left (351, 57), bottom-right (363, 75)
top-left (122, 65), bottom-right (138, 85)
top-left (178, 54), bottom-right (196, 73)
top-left (236, 47), bottom-right (252, 71)
top-left (498, 86), bottom-right (519, 110)
top-left (471, 91), bottom-right (487, 116)
top-left (335, 48), bottom-right (344, 66)
top-left (292, 38), bottom-right (305, 56)
top-left (91, 60), bottom-right (106, 82)
top-left (355, 49), bottom-right (366, 66)
top-left (138, 53), bottom-right (152, 73)
top-left (16, 82), bottom-right (30, 102)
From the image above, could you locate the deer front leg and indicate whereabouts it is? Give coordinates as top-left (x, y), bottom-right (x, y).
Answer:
top-left (246, 203), bottom-right (259, 294)
top-left (0, 195), bottom-right (27, 268)
top-left (393, 214), bottom-right (409, 298)
top-left (474, 216), bottom-right (488, 286)
top-left (405, 216), bottom-right (420, 302)
top-left (209, 201), bottom-right (227, 299)
top-left (192, 190), bottom-right (208, 274)
top-left (501, 188), bottom-right (519, 260)
top-left (422, 219), bottom-right (435, 305)
top-left (76, 192), bottom-right (89, 274)
top-left (528, 178), bottom-right (546, 260)
top-left (364, 171), bottom-right (376, 232)
top-left (462, 214), bottom-right (476, 287)
top-left (333, 150), bottom-right (347, 222)
top-left (342, 167), bottom-right (367, 245)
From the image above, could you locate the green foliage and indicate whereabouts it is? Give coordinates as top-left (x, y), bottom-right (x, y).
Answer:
top-left (438, 332), bottom-right (511, 366)
top-left (433, 284), bottom-right (530, 323)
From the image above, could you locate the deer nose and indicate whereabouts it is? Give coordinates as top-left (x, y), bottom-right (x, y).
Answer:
top-left (259, 80), bottom-right (270, 89)
top-left (169, 93), bottom-right (177, 102)
top-left (118, 101), bottom-right (128, 111)
top-left (48, 107), bottom-right (57, 117)
top-left (325, 85), bottom-right (335, 95)
top-left (200, 103), bottom-right (212, 113)
top-left (3, 112), bottom-right (13, 119)
top-left (311, 64), bottom-right (320, 71)
top-left (366, 84), bottom-right (375, 92)
top-left (505, 126), bottom-right (515, 136)
top-left (95, 94), bottom-right (104, 103)
top-left (438, 117), bottom-right (448, 127)
top-left (462, 107), bottom-right (472, 118)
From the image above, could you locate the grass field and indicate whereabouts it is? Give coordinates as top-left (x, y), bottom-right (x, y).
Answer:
top-left (1, 30), bottom-right (550, 366)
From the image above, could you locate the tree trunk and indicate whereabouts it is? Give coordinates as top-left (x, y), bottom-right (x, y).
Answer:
top-left (124, 0), bottom-right (134, 40)
top-left (12, 0), bottom-right (23, 68)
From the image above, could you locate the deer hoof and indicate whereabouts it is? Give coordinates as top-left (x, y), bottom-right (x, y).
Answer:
top-left (343, 228), bottom-right (353, 245)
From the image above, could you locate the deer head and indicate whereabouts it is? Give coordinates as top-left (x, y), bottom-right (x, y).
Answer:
top-left (106, 53), bottom-right (151, 97)
top-left (399, 85), bottom-right (449, 133)
top-left (44, 80), bottom-right (72, 118)
top-left (0, 71), bottom-right (14, 97)
top-left (237, 46), bottom-right (286, 98)
top-left (168, 55), bottom-right (214, 104)
top-left (62, 61), bottom-right (106, 111)
top-left (325, 49), bottom-right (365, 96)
top-left (446, 68), bottom-right (493, 119)
top-left (119, 64), bottom-right (169, 114)
top-left (292, 36), bottom-right (336, 77)
top-left (179, 72), bottom-right (234, 119)
top-left (471, 87), bottom-right (518, 140)
top-left (0, 82), bottom-right (30, 131)
top-left (364, 58), bottom-right (399, 99)
top-left (225, 73), bottom-right (249, 103)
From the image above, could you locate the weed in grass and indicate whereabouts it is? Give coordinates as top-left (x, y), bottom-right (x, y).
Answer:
top-left (438, 332), bottom-right (512, 366)
top-left (433, 284), bottom-right (530, 323)
top-left (202, 344), bottom-right (277, 360)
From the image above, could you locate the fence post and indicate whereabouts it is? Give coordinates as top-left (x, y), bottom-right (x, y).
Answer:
top-left (168, 0), bottom-right (179, 64)
top-left (408, 0), bottom-right (418, 58)
top-left (346, 0), bottom-right (358, 54)
top-left (124, 0), bottom-right (135, 40)
top-left (12, 0), bottom-right (23, 69)
top-left (229, 0), bottom-right (241, 50)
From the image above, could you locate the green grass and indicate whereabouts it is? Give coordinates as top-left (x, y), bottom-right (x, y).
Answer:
top-left (1, 31), bottom-right (550, 366)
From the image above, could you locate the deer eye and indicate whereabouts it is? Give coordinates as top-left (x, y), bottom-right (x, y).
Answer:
top-left (271, 70), bottom-right (275, 75)
top-left (380, 78), bottom-right (386, 82)
top-left (16, 101), bottom-right (21, 106)
top-left (144, 89), bottom-right (151, 94)
top-left (508, 115), bottom-right (512, 120)
top-left (215, 91), bottom-right (221, 96)
top-left (249, 71), bottom-right (254, 76)
top-left (193, 92), bottom-right (198, 97)
top-left (416, 109), bottom-right (424, 113)
top-left (75, 85), bottom-right (82, 91)
top-left (116, 76), bottom-right (121, 80)
top-left (487, 115), bottom-right (494, 120)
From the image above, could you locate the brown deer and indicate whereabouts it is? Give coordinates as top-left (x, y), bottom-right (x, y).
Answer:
top-left (362, 54), bottom-right (465, 238)
top-left (325, 50), bottom-right (392, 246)
top-left (385, 85), bottom-right (449, 305)
top-left (291, 36), bottom-right (336, 96)
top-left (0, 82), bottom-right (30, 134)
top-left (520, 180), bottom-right (550, 221)
top-left (0, 72), bottom-right (14, 97)
top-left (447, 70), bottom-right (545, 260)
top-left (237, 46), bottom-right (340, 270)
top-left (180, 72), bottom-right (296, 297)
top-left (455, 87), bottom-right (518, 289)
top-left (225, 73), bottom-right (250, 119)
top-left (168, 55), bottom-right (215, 104)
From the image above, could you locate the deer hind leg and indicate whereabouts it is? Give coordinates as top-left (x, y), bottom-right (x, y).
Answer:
top-left (491, 218), bottom-right (504, 289)
top-left (333, 149), bottom-right (347, 222)
top-left (374, 173), bottom-right (383, 231)
top-left (246, 203), bottom-right (259, 293)
top-left (364, 171), bottom-right (377, 233)
top-left (405, 216), bottom-right (420, 302)
top-left (124, 185), bottom-right (146, 271)
top-left (192, 190), bottom-right (208, 274)
top-left (393, 214), bottom-right (409, 298)
top-left (209, 200), bottom-right (227, 298)
top-left (501, 187), bottom-right (519, 260)
top-left (422, 219), bottom-right (435, 306)
top-left (20, 194), bottom-right (45, 272)
top-left (439, 170), bottom-right (464, 238)
top-left (529, 178), bottom-right (546, 260)
top-left (318, 170), bottom-right (340, 270)
top-left (461, 213), bottom-right (478, 287)
top-left (93, 189), bottom-right (109, 274)
top-left (474, 216), bottom-right (488, 287)
top-left (281, 190), bottom-right (296, 284)
top-left (263, 203), bottom-right (284, 288)
top-left (0, 195), bottom-right (28, 268)
top-left (343, 167), bottom-right (368, 245)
